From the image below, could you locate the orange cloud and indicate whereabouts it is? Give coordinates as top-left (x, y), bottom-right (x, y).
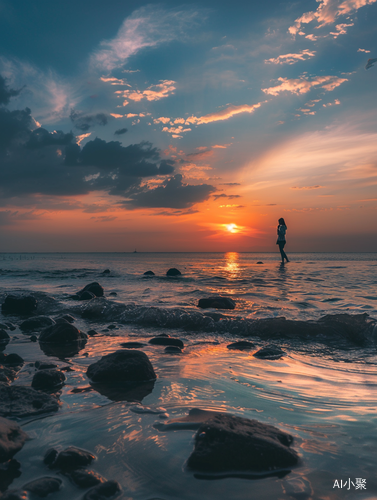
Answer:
top-left (265, 49), bottom-right (316, 65)
top-left (116, 80), bottom-right (176, 105)
top-left (262, 76), bottom-right (347, 95)
top-left (187, 102), bottom-right (263, 125)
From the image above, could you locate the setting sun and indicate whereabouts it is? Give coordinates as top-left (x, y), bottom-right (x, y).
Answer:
top-left (225, 223), bottom-right (238, 233)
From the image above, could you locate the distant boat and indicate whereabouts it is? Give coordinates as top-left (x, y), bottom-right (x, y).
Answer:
top-left (133, 249), bottom-right (137, 253)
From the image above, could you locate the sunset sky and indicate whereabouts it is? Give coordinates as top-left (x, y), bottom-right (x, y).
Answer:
top-left (0, 0), bottom-right (376, 252)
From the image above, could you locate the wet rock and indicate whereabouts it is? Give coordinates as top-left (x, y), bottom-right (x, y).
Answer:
top-left (256, 261), bottom-right (263, 264)
top-left (0, 324), bottom-right (9, 330)
top-left (1, 295), bottom-right (37, 315)
top-left (19, 316), bottom-right (55, 333)
top-left (0, 386), bottom-right (59, 418)
top-left (78, 282), bottom-right (104, 298)
top-left (102, 269), bottom-right (111, 274)
top-left (23, 477), bottom-right (62, 497)
top-left (6, 324), bottom-right (17, 331)
top-left (51, 447), bottom-right (96, 471)
top-left (0, 488), bottom-right (27, 500)
top-left (227, 341), bottom-right (255, 350)
top-left (149, 337), bottom-right (184, 348)
top-left (164, 346), bottom-right (182, 354)
top-left (143, 271), bottom-right (155, 276)
top-left (187, 413), bottom-right (298, 472)
top-left (30, 335), bottom-right (37, 342)
top-left (108, 292), bottom-right (117, 296)
top-left (107, 324), bottom-right (117, 330)
top-left (39, 340), bottom-right (87, 359)
top-left (79, 291), bottom-right (96, 301)
top-left (0, 417), bottom-right (28, 462)
top-left (253, 345), bottom-right (285, 360)
top-left (32, 370), bottom-right (65, 391)
top-left (0, 354), bottom-right (24, 367)
top-left (43, 449), bottom-right (58, 466)
top-left (58, 314), bottom-right (75, 324)
top-left (83, 480), bottom-right (121, 500)
top-left (198, 297), bottom-right (236, 309)
top-left (35, 361), bottom-right (57, 370)
top-left (39, 323), bottom-right (87, 343)
top-left (166, 268), bottom-right (181, 276)
top-left (120, 342), bottom-right (145, 349)
top-left (81, 298), bottom-right (126, 320)
top-left (66, 469), bottom-right (103, 488)
top-left (0, 459), bottom-right (22, 493)
top-left (87, 350), bottom-right (156, 383)
top-left (0, 329), bottom-right (10, 341)
top-left (0, 366), bottom-right (17, 384)
top-left (87, 330), bottom-right (99, 337)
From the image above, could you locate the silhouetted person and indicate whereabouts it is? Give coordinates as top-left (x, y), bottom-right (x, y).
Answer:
top-left (277, 218), bottom-right (289, 263)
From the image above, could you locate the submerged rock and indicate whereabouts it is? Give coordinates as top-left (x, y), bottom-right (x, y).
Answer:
top-left (120, 342), bottom-right (145, 349)
top-left (39, 323), bottom-right (87, 343)
top-left (79, 291), bottom-right (96, 301)
top-left (227, 341), bottom-right (254, 350)
top-left (0, 386), bottom-right (59, 418)
top-left (164, 346), bottom-right (182, 353)
top-left (166, 268), bottom-right (181, 276)
top-left (198, 297), bottom-right (236, 309)
top-left (1, 295), bottom-right (37, 315)
top-left (57, 314), bottom-right (75, 324)
top-left (50, 447), bottom-right (96, 471)
top-left (102, 269), bottom-right (111, 274)
top-left (35, 361), bottom-right (57, 370)
top-left (0, 459), bottom-right (22, 494)
top-left (32, 369), bottom-right (65, 391)
top-left (83, 480), bottom-right (121, 500)
top-left (143, 271), bottom-right (155, 276)
top-left (253, 345), bottom-right (285, 360)
top-left (19, 316), bottom-right (55, 333)
top-left (87, 350), bottom-right (156, 383)
top-left (23, 477), bottom-right (62, 497)
top-left (0, 366), bottom-right (17, 384)
top-left (39, 340), bottom-right (87, 359)
top-left (0, 417), bottom-right (28, 462)
top-left (149, 337), bottom-right (184, 348)
top-left (66, 469), bottom-right (103, 488)
top-left (187, 413), bottom-right (298, 472)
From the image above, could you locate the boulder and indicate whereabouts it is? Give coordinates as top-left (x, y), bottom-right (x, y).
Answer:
top-left (1, 295), bottom-right (37, 315)
top-left (0, 366), bottom-right (17, 384)
top-left (187, 413), bottom-right (298, 472)
top-left (39, 340), bottom-right (87, 359)
top-left (35, 361), bottom-right (57, 370)
top-left (32, 369), bottom-right (65, 391)
top-left (102, 269), bottom-right (111, 274)
top-left (78, 282), bottom-right (104, 298)
top-left (66, 469), bottom-right (103, 488)
top-left (0, 459), bottom-right (22, 494)
top-left (83, 480), bottom-right (121, 500)
top-left (49, 447), bottom-right (96, 471)
top-left (143, 271), bottom-right (155, 276)
top-left (256, 261), bottom-right (263, 264)
top-left (108, 292), bottom-right (117, 296)
top-left (253, 345), bottom-right (285, 360)
top-left (164, 346), bottom-right (182, 354)
top-left (227, 341), bottom-right (254, 350)
top-left (0, 329), bottom-right (10, 341)
top-left (23, 477), bottom-right (62, 497)
top-left (0, 417), bottom-right (28, 462)
top-left (0, 353), bottom-right (24, 367)
top-left (198, 297), bottom-right (236, 309)
top-left (149, 337), bottom-right (184, 348)
top-left (166, 268), bottom-right (181, 276)
top-left (39, 323), bottom-right (87, 343)
top-left (79, 291), bottom-right (96, 301)
top-left (87, 350), bottom-right (156, 384)
top-left (19, 316), bottom-right (55, 333)
top-left (0, 386), bottom-right (59, 418)
top-left (57, 314), bottom-right (75, 324)
top-left (87, 330), bottom-right (99, 337)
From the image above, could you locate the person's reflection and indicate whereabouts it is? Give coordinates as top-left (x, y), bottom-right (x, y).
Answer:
top-left (277, 260), bottom-right (288, 299)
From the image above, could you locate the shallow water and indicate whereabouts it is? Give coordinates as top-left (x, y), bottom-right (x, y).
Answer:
top-left (1, 252), bottom-right (377, 499)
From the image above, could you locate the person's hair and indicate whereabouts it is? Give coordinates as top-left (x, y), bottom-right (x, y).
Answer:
top-left (278, 218), bottom-right (287, 227)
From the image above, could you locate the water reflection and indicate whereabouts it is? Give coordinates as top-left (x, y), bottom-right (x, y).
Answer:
top-left (224, 252), bottom-right (240, 280)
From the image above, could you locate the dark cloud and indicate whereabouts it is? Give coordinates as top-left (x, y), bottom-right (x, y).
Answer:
top-left (365, 58), bottom-right (377, 70)
top-left (114, 128), bottom-right (128, 135)
top-left (0, 75), bottom-right (22, 105)
top-left (220, 182), bottom-right (241, 186)
top-left (70, 109), bottom-right (109, 131)
top-left (0, 107), bottom-right (32, 154)
top-left (26, 128), bottom-right (74, 149)
top-left (123, 174), bottom-right (216, 209)
top-left (213, 194), bottom-right (241, 200)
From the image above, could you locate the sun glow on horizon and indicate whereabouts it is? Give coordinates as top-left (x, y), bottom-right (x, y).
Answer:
top-left (225, 223), bottom-right (239, 233)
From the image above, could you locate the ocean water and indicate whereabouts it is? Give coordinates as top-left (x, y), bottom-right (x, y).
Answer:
top-left (1, 252), bottom-right (377, 500)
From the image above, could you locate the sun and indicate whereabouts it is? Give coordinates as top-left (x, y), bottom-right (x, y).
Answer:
top-left (225, 223), bottom-right (238, 233)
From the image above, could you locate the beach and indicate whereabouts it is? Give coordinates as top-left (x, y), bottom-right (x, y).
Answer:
top-left (1, 252), bottom-right (377, 500)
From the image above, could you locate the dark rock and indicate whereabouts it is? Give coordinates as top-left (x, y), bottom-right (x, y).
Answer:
top-left (0, 329), bottom-right (10, 341)
top-left (0, 417), bottom-right (28, 462)
top-left (32, 370), bottom-right (65, 391)
top-left (0, 460), bottom-right (22, 494)
top-left (155, 333), bottom-right (170, 337)
top-left (166, 268), bottom-right (181, 276)
top-left (227, 341), bottom-right (255, 350)
top-left (256, 261), bottom-right (263, 264)
top-left (87, 330), bottom-right (99, 337)
top-left (19, 316), bottom-right (55, 333)
top-left (143, 271), bottom-right (155, 276)
top-left (23, 477), bottom-right (62, 497)
top-left (39, 323), bottom-right (87, 343)
top-left (0, 324), bottom-right (9, 330)
top-left (164, 346), bottom-right (182, 354)
top-left (108, 292), bottom-right (117, 296)
top-left (0, 488), bottom-right (27, 500)
top-left (1, 295), bottom-right (37, 315)
top-left (187, 413), bottom-right (298, 472)
top-left (6, 324), bottom-right (17, 331)
top-left (30, 335), bottom-right (37, 342)
top-left (78, 282), bottom-right (104, 298)
top-left (79, 291), bottom-right (96, 301)
top-left (120, 342), bottom-right (145, 349)
top-left (0, 354), bottom-right (24, 367)
top-left (43, 449), bottom-right (58, 466)
top-left (60, 366), bottom-right (74, 372)
top-left (198, 297), bottom-right (236, 309)
top-left (149, 337), bottom-right (184, 348)
top-left (39, 340), bottom-right (87, 359)
top-left (66, 469), bottom-right (103, 488)
top-left (83, 480), bottom-right (121, 500)
top-left (253, 345), bottom-right (285, 360)
top-left (52, 447), bottom-right (96, 471)
top-left (0, 386), bottom-right (59, 418)
top-left (35, 362), bottom-right (57, 370)
top-left (102, 269), bottom-right (111, 274)
top-left (87, 350), bottom-right (156, 384)
top-left (0, 366), bottom-right (17, 384)
top-left (58, 314), bottom-right (75, 324)
top-left (107, 324), bottom-right (117, 330)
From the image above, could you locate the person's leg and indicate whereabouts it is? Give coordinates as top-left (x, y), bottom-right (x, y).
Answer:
top-left (279, 242), bottom-right (289, 262)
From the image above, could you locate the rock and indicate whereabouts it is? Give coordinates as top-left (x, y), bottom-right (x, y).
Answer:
top-left (0, 417), bottom-right (28, 462)
top-left (166, 268), bottom-right (181, 276)
top-left (87, 350), bottom-right (156, 384)
top-left (198, 297), bottom-right (236, 309)
top-left (1, 295), bottom-right (37, 315)
top-left (0, 488), bottom-right (28, 500)
top-left (187, 413), bottom-right (298, 472)
top-left (43, 449), bottom-right (58, 466)
top-left (23, 477), bottom-right (62, 497)
top-left (30, 335), bottom-right (37, 342)
top-left (78, 282), bottom-right (104, 298)
top-left (66, 469), bottom-right (103, 488)
top-left (256, 261), bottom-right (263, 264)
top-left (87, 330), bottom-right (99, 337)
top-left (0, 459), bottom-right (22, 494)
top-left (39, 323), bottom-right (87, 343)
top-left (79, 291), bottom-right (96, 301)
top-left (102, 269), bottom-right (111, 274)
top-left (57, 314), bottom-right (75, 324)
top-left (0, 329), bottom-right (10, 341)
top-left (0, 386), bottom-right (59, 418)
top-left (19, 316), bottom-right (55, 333)
top-left (107, 324), bottom-right (117, 330)
top-left (51, 447), bottom-right (96, 471)
top-left (0, 366), bottom-right (17, 384)
top-left (39, 340), bottom-right (87, 359)
top-left (108, 292), bottom-right (117, 296)
top-left (0, 353), bottom-right (24, 367)
top-left (149, 337), bottom-right (184, 348)
top-left (253, 345), bottom-right (285, 360)
top-left (32, 370), bottom-right (65, 391)
top-left (120, 342), bottom-right (145, 349)
top-left (143, 271), bottom-right (155, 276)
top-left (164, 346), bottom-right (182, 354)
top-left (227, 341), bottom-right (255, 350)
top-left (35, 362), bottom-right (57, 370)
top-left (83, 480), bottom-right (121, 500)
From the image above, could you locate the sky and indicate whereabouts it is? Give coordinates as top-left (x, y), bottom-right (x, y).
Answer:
top-left (0, 0), bottom-right (376, 252)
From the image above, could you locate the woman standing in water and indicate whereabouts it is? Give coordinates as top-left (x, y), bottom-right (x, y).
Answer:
top-left (277, 218), bottom-right (289, 263)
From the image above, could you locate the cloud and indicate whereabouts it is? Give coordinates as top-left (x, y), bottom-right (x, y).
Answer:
top-left (0, 75), bottom-right (22, 105)
top-left (114, 128), bottom-right (128, 135)
top-left (70, 110), bottom-right (109, 131)
top-left (265, 49), bottom-right (316, 65)
top-left (187, 102), bottom-right (264, 125)
top-left (76, 133), bottom-right (91, 145)
top-left (25, 128), bottom-right (74, 149)
top-left (290, 185), bottom-right (324, 190)
top-left (213, 194), bottom-right (241, 200)
top-left (0, 106), bottom-right (33, 154)
top-left (358, 48), bottom-right (371, 53)
top-left (91, 5), bottom-right (207, 71)
top-left (323, 99), bottom-right (340, 107)
top-left (153, 117), bottom-right (171, 124)
top-left (329, 22), bottom-right (354, 37)
top-left (115, 80), bottom-right (176, 105)
top-left (262, 76), bottom-right (347, 95)
top-left (123, 174), bottom-right (216, 208)
top-left (366, 58), bottom-right (377, 69)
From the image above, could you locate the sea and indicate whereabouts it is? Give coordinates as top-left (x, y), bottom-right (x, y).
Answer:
top-left (1, 252), bottom-right (377, 500)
